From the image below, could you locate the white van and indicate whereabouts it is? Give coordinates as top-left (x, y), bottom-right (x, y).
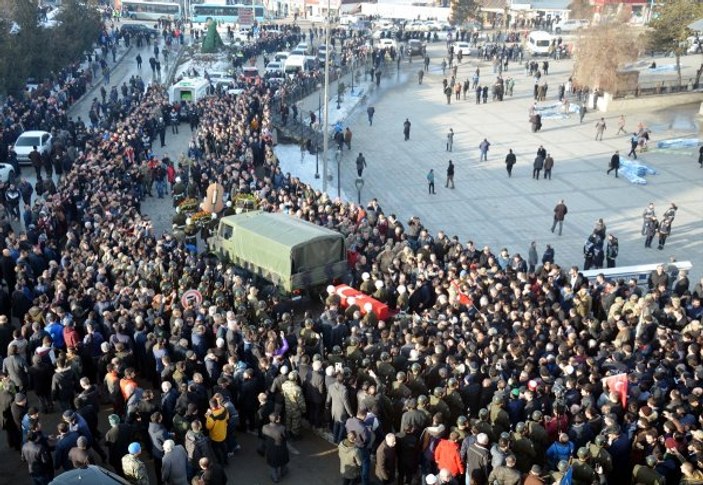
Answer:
top-left (284, 55), bottom-right (316, 77)
top-left (527, 31), bottom-right (553, 56)
top-left (169, 78), bottom-right (211, 103)
top-left (378, 38), bottom-right (397, 50)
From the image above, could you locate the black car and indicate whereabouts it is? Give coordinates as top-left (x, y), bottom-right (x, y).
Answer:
top-left (120, 23), bottom-right (158, 38)
top-left (407, 39), bottom-right (426, 56)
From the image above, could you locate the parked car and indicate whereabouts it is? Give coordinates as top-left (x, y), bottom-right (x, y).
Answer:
top-left (13, 130), bottom-right (52, 165)
top-left (265, 61), bottom-right (284, 75)
top-left (407, 39), bottom-right (427, 55)
top-left (452, 41), bottom-right (472, 56)
top-left (553, 19), bottom-right (589, 34)
top-left (0, 163), bottom-right (15, 183)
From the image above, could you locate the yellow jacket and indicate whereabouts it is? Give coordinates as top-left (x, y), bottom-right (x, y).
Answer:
top-left (206, 407), bottom-right (229, 442)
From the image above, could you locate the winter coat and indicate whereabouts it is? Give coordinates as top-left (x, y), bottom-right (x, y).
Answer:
top-left (262, 422), bottom-right (289, 468)
top-left (375, 440), bottom-right (397, 481)
top-left (338, 438), bottom-right (362, 479)
top-left (434, 439), bottom-right (464, 476)
top-left (162, 444), bottom-right (189, 485)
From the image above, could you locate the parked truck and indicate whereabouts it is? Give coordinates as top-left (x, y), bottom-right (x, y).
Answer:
top-left (208, 211), bottom-right (348, 293)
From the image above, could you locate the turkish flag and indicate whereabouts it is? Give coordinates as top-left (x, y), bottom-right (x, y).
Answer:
top-left (603, 373), bottom-right (628, 407)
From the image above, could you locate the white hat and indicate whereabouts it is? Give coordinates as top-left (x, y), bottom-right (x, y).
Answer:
top-left (397, 285), bottom-right (406, 294)
top-left (175, 177), bottom-right (181, 183)
top-left (280, 365), bottom-right (289, 375)
top-left (364, 302), bottom-right (373, 312)
top-left (425, 475), bottom-right (438, 484)
top-left (327, 285), bottom-right (336, 295)
top-left (375, 280), bottom-right (384, 289)
top-left (362, 272), bottom-right (370, 281)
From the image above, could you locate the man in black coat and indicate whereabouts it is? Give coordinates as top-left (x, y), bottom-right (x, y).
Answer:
top-left (105, 414), bottom-right (137, 476)
top-left (21, 430), bottom-right (54, 483)
top-left (607, 151), bottom-right (620, 177)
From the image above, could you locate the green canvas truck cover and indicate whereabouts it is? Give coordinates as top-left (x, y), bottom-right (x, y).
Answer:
top-left (215, 211), bottom-right (346, 290)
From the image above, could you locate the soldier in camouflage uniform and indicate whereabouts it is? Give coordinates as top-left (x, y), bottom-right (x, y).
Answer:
top-left (632, 455), bottom-right (666, 485)
top-left (489, 395), bottom-right (511, 437)
top-left (450, 416), bottom-right (469, 441)
top-left (528, 410), bottom-right (549, 463)
top-left (475, 408), bottom-right (496, 444)
top-left (429, 387), bottom-right (452, 424)
top-left (376, 353), bottom-right (396, 387)
top-left (512, 422), bottom-right (537, 473)
top-left (407, 363), bottom-right (428, 397)
top-left (588, 435), bottom-right (612, 479)
top-left (549, 460), bottom-right (571, 484)
top-left (444, 378), bottom-right (465, 425)
top-left (572, 447), bottom-right (599, 485)
top-left (281, 371), bottom-right (306, 439)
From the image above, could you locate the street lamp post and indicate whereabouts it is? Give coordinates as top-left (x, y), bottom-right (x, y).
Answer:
top-left (354, 178), bottom-right (364, 205)
top-left (321, 0), bottom-right (331, 193)
top-left (350, 55), bottom-right (354, 94)
top-left (315, 82), bottom-right (322, 179)
top-left (336, 148), bottom-right (342, 198)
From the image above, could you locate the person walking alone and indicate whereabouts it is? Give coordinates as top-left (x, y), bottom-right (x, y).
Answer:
top-left (616, 115), bottom-right (627, 135)
top-left (505, 149), bottom-right (516, 177)
top-left (403, 119), bottom-right (411, 141)
top-left (607, 151), bottom-right (620, 178)
top-left (544, 153), bottom-right (554, 180)
top-left (628, 133), bottom-right (638, 159)
top-left (136, 53), bottom-right (142, 70)
top-left (595, 118), bottom-right (606, 141)
top-left (551, 199), bottom-right (568, 235)
top-left (355, 153), bottom-right (367, 177)
top-left (427, 169), bottom-right (436, 194)
top-left (446, 160), bottom-right (455, 189)
top-left (367, 106), bottom-right (375, 126)
top-left (479, 138), bottom-right (490, 161)
top-left (446, 129), bottom-right (454, 152)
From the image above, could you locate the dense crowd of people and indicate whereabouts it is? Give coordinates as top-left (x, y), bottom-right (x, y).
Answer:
top-left (0, 15), bottom-right (703, 485)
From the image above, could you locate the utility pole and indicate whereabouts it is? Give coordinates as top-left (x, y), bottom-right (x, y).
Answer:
top-left (321, 0), bottom-right (331, 193)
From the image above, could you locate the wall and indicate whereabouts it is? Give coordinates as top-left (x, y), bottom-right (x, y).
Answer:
top-left (598, 90), bottom-right (703, 112)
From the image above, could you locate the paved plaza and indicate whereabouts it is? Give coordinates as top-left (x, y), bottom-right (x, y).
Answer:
top-left (309, 47), bottom-right (703, 280)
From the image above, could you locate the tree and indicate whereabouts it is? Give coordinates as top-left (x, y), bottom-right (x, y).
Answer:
top-left (568, 0), bottom-right (592, 20)
top-left (572, 23), bottom-right (639, 93)
top-left (201, 19), bottom-right (224, 54)
top-left (449, 0), bottom-right (477, 26)
top-left (0, 0), bottom-right (101, 96)
top-left (648, 0), bottom-right (703, 86)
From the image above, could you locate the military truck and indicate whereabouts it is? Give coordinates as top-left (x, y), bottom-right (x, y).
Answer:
top-left (208, 211), bottom-right (348, 293)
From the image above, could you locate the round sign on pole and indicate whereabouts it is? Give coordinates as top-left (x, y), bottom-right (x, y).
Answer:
top-left (181, 289), bottom-right (203, 308)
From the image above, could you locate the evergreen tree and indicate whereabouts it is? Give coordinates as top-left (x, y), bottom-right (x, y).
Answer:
top-left (201, 19), bottom-right (224, 54)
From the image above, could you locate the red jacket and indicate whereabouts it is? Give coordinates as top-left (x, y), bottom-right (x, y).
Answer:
top-left (434, 439), bottom-right (464, 476)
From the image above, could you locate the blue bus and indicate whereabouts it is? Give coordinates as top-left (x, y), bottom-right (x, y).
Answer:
top-left (190, 3), bottom-right (266, 24)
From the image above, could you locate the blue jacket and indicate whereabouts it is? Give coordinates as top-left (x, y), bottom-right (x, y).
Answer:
top-left (54, 431), bottom-right (79, 470)
top-left (546, 440), bottom-right (574, 469)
